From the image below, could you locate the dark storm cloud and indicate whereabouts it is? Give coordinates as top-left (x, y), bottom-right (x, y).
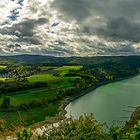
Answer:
top-left (52, 0), bottom-right (140, 42)
top-left (51, 0), bottom-right (94, 21)
top-left (0, 18), bottom-right (47, 45)
top-left (1, 18), bottom-right (47, 37)
top-left (98, 17), bottom-right (140, 42)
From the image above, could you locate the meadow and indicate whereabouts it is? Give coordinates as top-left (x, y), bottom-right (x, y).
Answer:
top-left (0, 65), bottom-right (82, 127)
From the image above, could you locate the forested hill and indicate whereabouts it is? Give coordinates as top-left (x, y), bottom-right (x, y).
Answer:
top-left (0, 55), bottom-right (140, 68)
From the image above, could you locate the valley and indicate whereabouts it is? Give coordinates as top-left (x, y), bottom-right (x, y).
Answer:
top-left (0, 55), bottom-right (140, 138)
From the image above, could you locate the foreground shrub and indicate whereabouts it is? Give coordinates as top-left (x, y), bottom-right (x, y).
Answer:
top-left (16, 128), bottom-right (32, 140)
top-left (38, 114), bottom-right (108, 140)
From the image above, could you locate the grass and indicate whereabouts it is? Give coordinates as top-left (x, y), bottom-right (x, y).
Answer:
top-left (55, 66), bottom-right (83, 76)
top-left (0, 76), bottom-right (79, 106)
top-left (27, 74), bottom-right (59, 83)
top-left (39, 66), bottom-right (82, 76)
top-left (0, 88), bottom-right (59, 106)
top-left (50, 76), bottom-right (79, 88)
top-left (0, 103), bottom-right (60, 127)
top-left (0, 65), bottom-right (82, 127)
top-left (27, 74), bottom-right (80, 84)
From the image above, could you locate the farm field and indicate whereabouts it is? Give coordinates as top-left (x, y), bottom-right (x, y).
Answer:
top-left (0, 55), bottom-right (139, 139)
top-left (27, 74), bottom-right (59, 83)
top-left (0, 65), bottom-right (82, 127)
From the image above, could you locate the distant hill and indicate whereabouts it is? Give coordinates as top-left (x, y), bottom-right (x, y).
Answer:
top-left (0, 55), bottom-right (140, 68)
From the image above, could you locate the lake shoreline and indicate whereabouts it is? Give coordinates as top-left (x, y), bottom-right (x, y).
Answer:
top-left (31, 73), bottom-right (139, 130)
top-left (69, 73), bottom-right (139, 102)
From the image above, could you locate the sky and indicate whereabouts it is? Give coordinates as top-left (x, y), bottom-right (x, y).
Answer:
top-left (0, 0), bottom-right (140, 56)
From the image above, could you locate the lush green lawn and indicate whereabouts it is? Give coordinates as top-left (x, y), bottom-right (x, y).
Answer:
top-left (27, 74), bottom-right (59, 83)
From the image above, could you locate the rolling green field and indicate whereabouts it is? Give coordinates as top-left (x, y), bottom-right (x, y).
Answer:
top-left (27, 65), bottom-right (82, 83)
top-left (27, 74), bottom-right (59, 83)
top-left (0, 88), bottom-right (59, 106)
top-left (0, 65), bottom-right (81, 127)
top-left (39, 66), bottom-right (83, 76)
top-left (56, 66), bottom-right (83, 76)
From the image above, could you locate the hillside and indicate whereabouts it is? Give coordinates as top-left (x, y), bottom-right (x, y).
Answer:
top-left (0, 55), bottom-right (140, 68)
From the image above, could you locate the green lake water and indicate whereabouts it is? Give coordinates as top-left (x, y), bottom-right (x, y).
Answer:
top-left (65, 75), bottom-right (140, 126)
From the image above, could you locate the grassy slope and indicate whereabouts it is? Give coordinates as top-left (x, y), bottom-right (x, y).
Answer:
top-left (0, 65), bottom-right (81, 127)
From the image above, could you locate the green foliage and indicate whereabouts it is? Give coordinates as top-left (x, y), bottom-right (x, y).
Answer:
top-left (108, 120), bottom-right (140, 140)
top-left (39, 114), bottom-right (108, 140)
top-left (1, 97), bottom-right (11, 109)
top-left (126, 120), bottom-right (140, 140)
top-left (16, 128), bottom-right (32, 140)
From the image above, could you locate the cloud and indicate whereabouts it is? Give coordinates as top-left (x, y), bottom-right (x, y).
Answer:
top-left (51, 0), bottom-right (140, 42)
top-left (98, 17), bottom-right (140, 42)
top-left (0, 0), bottom-right (140, 56)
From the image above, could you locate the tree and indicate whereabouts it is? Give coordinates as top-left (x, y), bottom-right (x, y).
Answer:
top-left (1, 97), bottom-right (11, 109)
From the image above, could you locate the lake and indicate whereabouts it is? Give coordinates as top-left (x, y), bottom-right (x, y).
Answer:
top-left (65, 75), bottom-right (140, 126)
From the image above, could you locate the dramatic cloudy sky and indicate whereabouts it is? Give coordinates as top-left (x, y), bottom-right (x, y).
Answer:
top-left (0, 0), bottom-right (140, 56)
